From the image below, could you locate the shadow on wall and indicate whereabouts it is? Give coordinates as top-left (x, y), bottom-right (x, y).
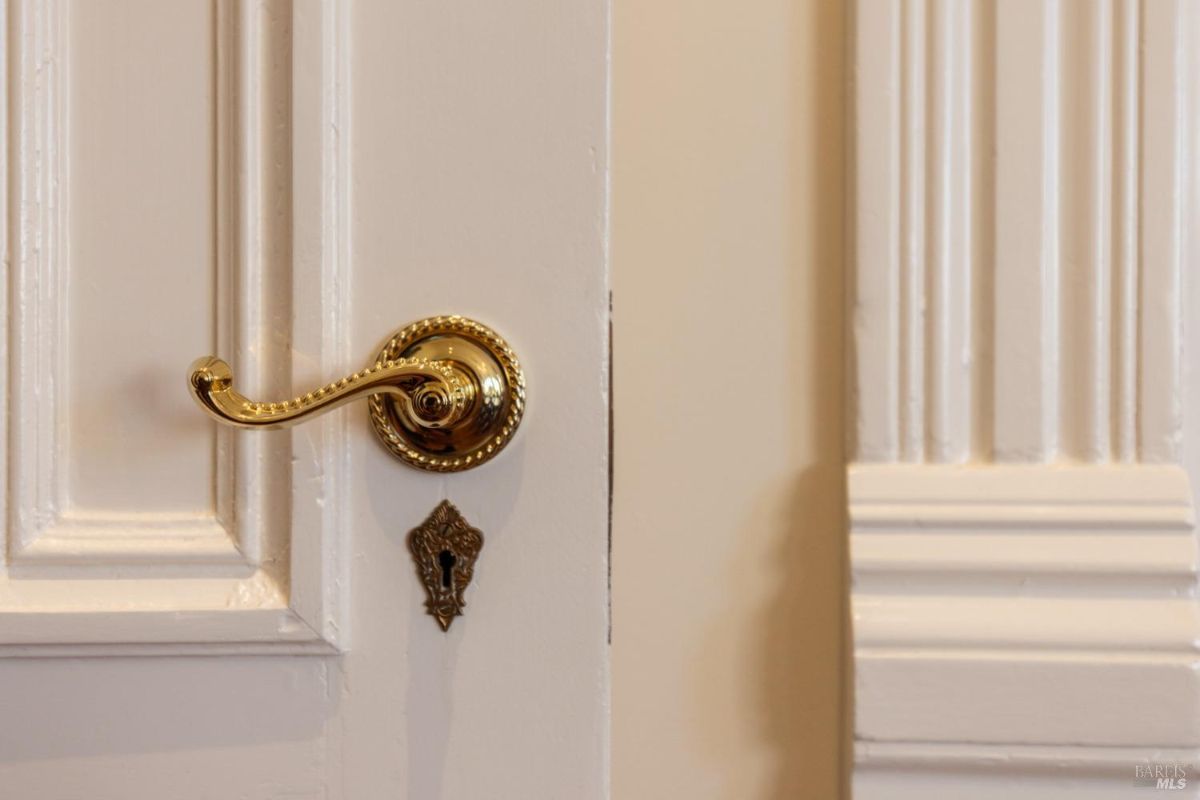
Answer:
top-left (760, 0), bottom-right (849, 793)
top-left (756, 0), bottom-right (848, 796)
top-left (756, 463), bottom-right (848, 800)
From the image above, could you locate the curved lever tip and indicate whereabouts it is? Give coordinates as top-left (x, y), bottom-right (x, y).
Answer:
top-left (189, 356), bottom-right (232, 389)
top-left (187, 356), bottom-right (237, 423)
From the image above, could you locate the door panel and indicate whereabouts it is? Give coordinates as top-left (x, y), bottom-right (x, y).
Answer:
top-left (3, 0), bottom-right (346, 652)
top-left (338, 1), bottom-right (609, 796)
top-left (68, 0), bottom-right (215, 514)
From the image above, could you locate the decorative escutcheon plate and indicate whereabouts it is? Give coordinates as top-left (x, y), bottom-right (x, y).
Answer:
top-left (408, 500), bottom-right (484, 631)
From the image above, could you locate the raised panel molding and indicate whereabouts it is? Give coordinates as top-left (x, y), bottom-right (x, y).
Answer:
top-left (851, 0), bottom-right (1200, 794)
top-left (0, 0), bottom-right (350, 654)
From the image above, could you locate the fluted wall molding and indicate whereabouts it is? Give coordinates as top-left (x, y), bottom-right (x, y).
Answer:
top-left (851, 0), bottom-right (1189, 467)
top-left (850, 1), bottom-right (1200, 795)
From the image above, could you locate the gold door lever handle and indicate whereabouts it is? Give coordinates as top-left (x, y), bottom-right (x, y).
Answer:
top-left (188, 355), bottom-right (473, 429)
top-left (187, 316), bottom-right (525, 472)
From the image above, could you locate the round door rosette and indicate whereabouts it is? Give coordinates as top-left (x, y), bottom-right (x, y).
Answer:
top-left (367, 316), bottom-right (525, 472)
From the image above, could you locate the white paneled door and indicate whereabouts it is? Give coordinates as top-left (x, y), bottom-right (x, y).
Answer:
top-left (0, 1), bottom-right (609, 797)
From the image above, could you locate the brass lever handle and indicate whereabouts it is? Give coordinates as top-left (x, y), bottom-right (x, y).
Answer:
top-left (188, 356), bottom-right (472, 430)
top-left (187, 316), bottom-right (525, 472)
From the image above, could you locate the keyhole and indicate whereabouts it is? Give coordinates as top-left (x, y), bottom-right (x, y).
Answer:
top-left (438, 549), bottom-right (457, 589)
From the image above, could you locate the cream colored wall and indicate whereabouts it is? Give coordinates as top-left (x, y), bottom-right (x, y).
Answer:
top-left (612, 1), bottom-right (847, 798)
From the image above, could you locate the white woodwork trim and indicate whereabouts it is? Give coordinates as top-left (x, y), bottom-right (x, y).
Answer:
top-left (0, 0), bottom-right (350, 653)
top-left (850, 0), bottom-right (1191, 467)
top-left (850, 0), bottom-right (1200, 788)
top-left (6, 0), bottom-right (248, 563)
top-left (853, 465), bottom-right (1200, 747)
top-left (8, 0), bottom-right (72, 555)
top-left (856, 743), bottom-right (1200, 799)
top-left (286, 0), bottom-right (352, 649)
top-left (13, 516), bottom-right (247, 566)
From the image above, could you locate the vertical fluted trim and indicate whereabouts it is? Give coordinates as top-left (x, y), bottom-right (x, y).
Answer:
top-left (899, 0), bottom-right (927, 462)
top-left (925, 0), bottom-right (972, 463)
top-left (970, 0), bottom-right (996, 462)
top-left (851, 0), bottom-right (902, 462)
top-left (1138, 0), bottom-right (1185, 463)
top-left (853, 0), bottom-right (1187, 468)
top-left (1058, 0), bottom-right (1113, 462)
top-left (1111, 0), bottom-right (1139, 463)
top-left (992, 0), bottom-right (1060, 462)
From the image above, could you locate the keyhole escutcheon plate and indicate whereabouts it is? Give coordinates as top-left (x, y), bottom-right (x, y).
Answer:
top-left (409, 500), bottom-right (484, 631)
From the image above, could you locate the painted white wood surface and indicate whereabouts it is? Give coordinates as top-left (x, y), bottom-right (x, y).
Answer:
top-left (852, 0), bottom-right (1200, 795)
top-left (0, 0), bottom-right (609, 797)
top-left (2, 0), bottom-right (349, 652)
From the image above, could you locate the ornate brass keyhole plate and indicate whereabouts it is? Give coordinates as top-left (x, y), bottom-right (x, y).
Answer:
top-left (408, 500), bottom-right (484, 631)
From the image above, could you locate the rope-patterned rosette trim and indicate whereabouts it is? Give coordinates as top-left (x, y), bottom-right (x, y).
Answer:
top-left (368, 316), bottom-right (525, 472)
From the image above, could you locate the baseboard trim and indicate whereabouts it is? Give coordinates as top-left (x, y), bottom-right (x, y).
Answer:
top-left (855, 741), bottom-right (1200, 799)
top-left (851, 464), bottom-right (1200, 747)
